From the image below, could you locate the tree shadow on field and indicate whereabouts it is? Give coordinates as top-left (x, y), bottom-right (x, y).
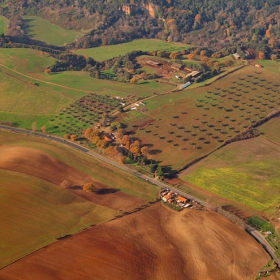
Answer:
top-left (96, 188), bottom-right (120, 195)
top-left (22, 18), bottom-right (36, 37)
top-left (150, 149), bottom-right (162, 155)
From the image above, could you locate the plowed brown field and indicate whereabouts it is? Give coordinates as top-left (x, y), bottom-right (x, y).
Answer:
top-left (0, 203), bottom-right (269, 280)
top-left (0, 145), bottom-right (146, 211)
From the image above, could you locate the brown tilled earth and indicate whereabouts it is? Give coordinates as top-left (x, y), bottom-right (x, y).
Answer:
top-left (0, 203), bottom-right (269, 280)
top-left (0, 145), bottom-right (146, 211)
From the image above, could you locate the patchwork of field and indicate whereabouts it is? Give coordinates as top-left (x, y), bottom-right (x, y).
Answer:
top-left (0, 48), bottom-right (173, 133)
top-left (0, 130), bottom-right (158, 267)
top-left (180, 136), bottom-right (280, 211)
top-left (0, 203), bottom-right (269, 280)
top-left (73, 39), bottom-right (191, 61)
top-left (122, 66), bottom-right (280, 170)
top-left (22, 16), bottom-right (83, 45)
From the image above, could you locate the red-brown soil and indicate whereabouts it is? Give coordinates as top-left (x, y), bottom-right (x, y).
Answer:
top-left (0, 203), bottom-right (269, 280)
top-left (0, 145), bottom-right (146, 211)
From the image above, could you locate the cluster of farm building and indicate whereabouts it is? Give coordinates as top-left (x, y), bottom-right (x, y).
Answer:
top-left (160, 189), bottom-right (200, 210)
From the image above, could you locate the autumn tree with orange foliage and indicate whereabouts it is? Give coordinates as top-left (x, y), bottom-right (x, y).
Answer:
top-left (169, 51), bottom-right (179, 60)
top-left (140, 146), bottom-right (150, 157)
top-left (187, 53), bottom-right (195, 60)
top-left (71, 134), bottom-right (77, 141)
top-left (258, 51), bottom-right (265, 59)
top-left (44, 68), bottom-right (51, 74)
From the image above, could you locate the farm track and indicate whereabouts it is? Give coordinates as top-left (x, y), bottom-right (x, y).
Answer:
top-left (0, 124), bottom-right (279, 267)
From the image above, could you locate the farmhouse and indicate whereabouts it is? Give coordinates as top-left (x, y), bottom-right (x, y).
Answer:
top-left (232, 53), bottom-right (241, 60)
top-left (171, 63), bottom-right (183, 70)
top-left (146, 60), bottom-right (162, 67)
top-left (177, 196), bottom-right (187, 204)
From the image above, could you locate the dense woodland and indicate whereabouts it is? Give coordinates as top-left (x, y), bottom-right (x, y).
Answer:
top-left (0, 0), bottom-right (279, 54)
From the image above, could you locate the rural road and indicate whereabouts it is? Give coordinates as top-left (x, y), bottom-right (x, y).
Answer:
top-left (0, 124), bottom-right (279, 266)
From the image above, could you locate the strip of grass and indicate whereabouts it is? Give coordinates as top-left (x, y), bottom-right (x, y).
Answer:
top-left (22, 16), bottom-right (83, 45)
top-left (0, 170), bottom-right (117, 268)
top-left (0, 15), bottom-right (8, 35)
top-left (74, 39), bottom-right (191, 61)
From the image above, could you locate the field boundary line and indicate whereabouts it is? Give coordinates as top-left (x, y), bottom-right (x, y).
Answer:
top-left (0, 63), bottom-right (93, 95)
top-left (261, 135), bottom-right (280, 147)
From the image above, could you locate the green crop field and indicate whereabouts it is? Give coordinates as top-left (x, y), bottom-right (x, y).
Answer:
top-left (22, 16), bottom-right (83, 45)
top-left (0, 15), bottom-right (7, 35)
top-left (0, 169), bottom-right (117, 268)
top-left (0, 48), bottom-right (56, 73)
top-left (74, 39), bottom-right (191, 61)
top-left (258, 116), bottom-right (280, 144)
top-left (117, 65), bottom-right (280, 170)
top-left (180, 136), bottom-right (280, 211)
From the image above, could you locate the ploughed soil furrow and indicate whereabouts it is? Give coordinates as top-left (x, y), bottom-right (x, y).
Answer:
top-left (0, 203), bottom-right (269, 280)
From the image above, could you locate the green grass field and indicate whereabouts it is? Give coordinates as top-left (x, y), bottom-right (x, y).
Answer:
top-left (74, 39), bottom-right (191, 61)
top-left (258, 116), bottom-right (280, 144)
top-left (255, 59), bottom-right (280, 74)
top-left (0, 169), bottom-right (117, 268)
top-left (0, 15), bottom-right (7, 35)
top-left (180, 136), bottom-right (280, 211)
top-left (22, 16), bottom-right (83, 45)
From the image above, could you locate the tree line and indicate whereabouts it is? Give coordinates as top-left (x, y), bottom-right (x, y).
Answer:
top-left (1, 0), bottom-right (279, 53)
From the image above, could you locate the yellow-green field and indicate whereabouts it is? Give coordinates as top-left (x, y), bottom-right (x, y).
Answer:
top-left (22, 16), bottom-right (83, 45)
top-left (74, 39), bottom-right (191, 61)
top-left (180, 136), bottom-right (280, 211)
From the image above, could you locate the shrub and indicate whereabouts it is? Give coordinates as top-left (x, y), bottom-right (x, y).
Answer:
top-left (83, 182), bottom-right (97, 193)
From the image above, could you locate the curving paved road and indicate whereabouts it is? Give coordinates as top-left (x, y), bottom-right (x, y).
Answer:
top-left (0, 124), bottom-right (279, 266)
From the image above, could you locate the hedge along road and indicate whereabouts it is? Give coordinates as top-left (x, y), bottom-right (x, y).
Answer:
top-left (0, 124), bottom-right (279, 266)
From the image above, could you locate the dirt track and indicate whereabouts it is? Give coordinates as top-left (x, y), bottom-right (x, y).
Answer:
top-left (0, 203), bottom-right (269, 280)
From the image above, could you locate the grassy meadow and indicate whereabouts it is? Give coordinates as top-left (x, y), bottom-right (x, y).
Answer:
top-left (0, 15), bottom-right (8, 35)
top-left (258, 116), bottom-right (280, 144)
top-left (22, 16), bottom-right (83, 45)
top-left (0, 169), bottom-right (117, 268)
top-left (74, 39), bottom-right (191, 61)
top-left (255, 59), bottom-right (280, 74)
top-left (180, 136), bottom-right (280, 211)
